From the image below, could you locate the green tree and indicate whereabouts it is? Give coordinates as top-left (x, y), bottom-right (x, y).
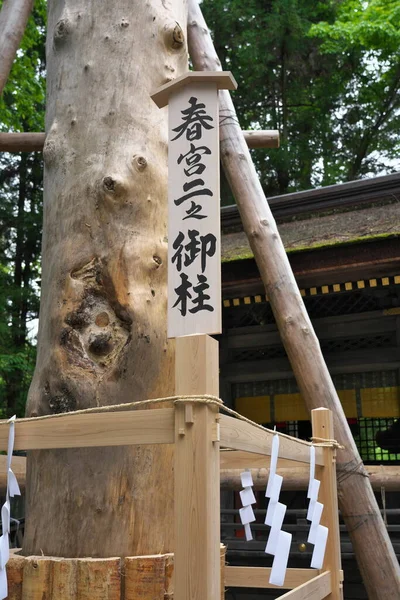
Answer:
top-left (202, 0), bottom-right (400, 200)
top-left (0, 0), bottom-right (46, 416)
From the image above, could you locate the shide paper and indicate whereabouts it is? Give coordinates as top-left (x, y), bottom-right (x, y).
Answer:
top-left (0, 416), bottom-right (21, 599)
top-left (239, 470), bottom-right (256, 541)
top-left (265, 433), bottom-right (292, 587)
top-left (306, 444), bottom-right (328, 570)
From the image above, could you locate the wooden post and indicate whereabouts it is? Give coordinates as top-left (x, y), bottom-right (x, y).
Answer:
top-left (187, 2), bottom-right (400, 597)
top-left (174, 334), bottom-right (220, 600)
top-left (312, 409), bottom-right (343, 600)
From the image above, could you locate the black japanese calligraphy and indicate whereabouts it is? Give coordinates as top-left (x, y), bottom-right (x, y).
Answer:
top-left (171, 97), bottom-right (214, 141)
top-left (172, 273), bottom-right (214, 316)
top-left (172, 230), bottom-right (217, 273)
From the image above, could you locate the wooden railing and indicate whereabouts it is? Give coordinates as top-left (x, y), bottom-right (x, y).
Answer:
top-left (0, 395), bottom-right (343, 599)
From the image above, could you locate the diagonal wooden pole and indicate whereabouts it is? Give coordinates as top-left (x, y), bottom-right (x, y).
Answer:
top-left (187, 1), bottom-right (400, 598)
top-left (0, 0), bottom-right (34, 96)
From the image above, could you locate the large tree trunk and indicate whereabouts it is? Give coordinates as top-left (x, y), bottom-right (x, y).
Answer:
top-left (23, 0), bottom-right (188, 558)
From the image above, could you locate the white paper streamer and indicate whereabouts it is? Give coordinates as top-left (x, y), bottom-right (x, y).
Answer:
top-left (306, 478), bottom-right (321, 520)
top-left (265, 501), bottom-right (286, 554)
top-left (0, 416), bottom-right (21, 599)
top-left (239, 469), bottom-right (256, 541)
top-left (264, 434), bottom-right (292, 587)
top-left (306, 444), bottom-right (328, 569)
top-left (269, 531), bottom-right (292, 587)
top-left (311, 525), bottom-right (329, 569)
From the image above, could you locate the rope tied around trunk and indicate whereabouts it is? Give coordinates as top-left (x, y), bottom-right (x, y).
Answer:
top-left (336, 459), bottom-right (370, 485)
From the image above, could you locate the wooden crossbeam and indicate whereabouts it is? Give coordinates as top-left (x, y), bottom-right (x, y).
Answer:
top-left (0, 408), bottom-right (175, 451)
top-left (219, 414), bottom-right (324, 465)
top-left (225, 566), bottom-right (322, 590)
top-left (0, 130), bottom-right (279, 152)
top-left (279, 571), bottom-right (331, 600)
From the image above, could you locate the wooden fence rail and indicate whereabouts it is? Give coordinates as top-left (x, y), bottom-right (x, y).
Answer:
top-left (1, 391), bottom-right (343, 599)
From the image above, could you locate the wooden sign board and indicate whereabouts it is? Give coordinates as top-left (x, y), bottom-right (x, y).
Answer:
top-left (152, 72), bottom-right (237, 338)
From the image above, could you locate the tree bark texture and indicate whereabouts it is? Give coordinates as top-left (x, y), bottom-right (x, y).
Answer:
top-left (187, 2), bottom-right (400, 598)
top-left (0, 0), bottom-right (34, 95)
top-left (23, 0), bottom-right (188, 558)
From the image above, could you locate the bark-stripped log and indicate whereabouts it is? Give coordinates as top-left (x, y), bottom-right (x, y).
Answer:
top-left (0, 130), bottom-right (279, 152)
top-left (4, 456), bottom-right (400, 494)
top-left (23, 1), bottom-right (188, 558)
top-left (0, 0), bottom-right (34, 95)
top-left (220, 466), bottom-right (400, 492)
top-left (0, 133), bottom-right (46, 152)
top-left (187, 2), bottom-right (400, 598)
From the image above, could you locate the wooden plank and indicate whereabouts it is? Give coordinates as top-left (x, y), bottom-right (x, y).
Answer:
top-left (312, 409), bottom-right (343, 600)
top-left (174, 334), bottom-right (220, 600)
top-left (167, 83), bottom-right (222, 337)
top-left (279, 571), bottom-right (331, 600)
top-left (175, 335), bottom-right (219, 396)
top-left (0, 408), bottom-right (174, 451)
top-left (225, 566), bottom-right (321, 589)
top-left (219, 414), bottom-right (324, 465)
top-left (151, 71), bottom-right (237, 108)
top-left (220, 450), bottom-right (299, 470)
top-left (174, 402), bottom-right (220, 600)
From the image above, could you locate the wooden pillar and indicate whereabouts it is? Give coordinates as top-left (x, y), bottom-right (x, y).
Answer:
top-left (312, 408), bottom-right (343, 600)
top-left (174, 335), bottom-right (221, 600)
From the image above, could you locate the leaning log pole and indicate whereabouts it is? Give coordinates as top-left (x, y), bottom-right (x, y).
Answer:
top-left (0, 0), bottom-right (34, 95)
top-left (187, 1), bottom-right (400, 598)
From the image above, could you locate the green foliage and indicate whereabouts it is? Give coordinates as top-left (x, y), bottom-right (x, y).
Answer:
top-left (0, 0), bottom-right (46, 416)
top-left (202, 0), bottom-right (400, 201)
top-left (0, 0), bottom-right (46, 131)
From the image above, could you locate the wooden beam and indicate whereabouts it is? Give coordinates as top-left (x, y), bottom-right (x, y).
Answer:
top-left (279, 571), bottom-right (331, 600)
top-left (243, 130), bottom-right (279, 149)
top-left (220, 450), bottom-right (300, 470)
top-left (312, 409), bottom-right (343, 600)
top-left (225, 566), bottom-right (321, 589)
top-left (219, 414), bottom-right (324, 465)
top-left (0, 132), bottom-right (45, 152)
top-left (220, 462), bottom-right (400, 492)
top-left (175, 335), bottom-right (219, 397)
top-left (0, 130), bottom-right (279, 152)
top-left (0, 0), bottom-right (34, 95)
top-left (2, 455), bottom-right (399, 494)
top-left (174, 336), bottom-right (220, 600)
top-left (0, 408), bottom-right (175, 451)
